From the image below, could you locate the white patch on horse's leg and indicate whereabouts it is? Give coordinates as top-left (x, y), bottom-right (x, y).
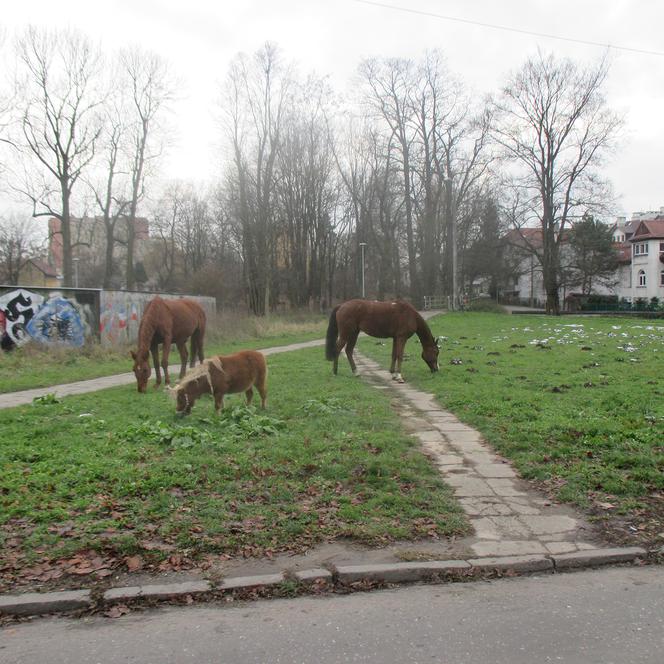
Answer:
top-left (394, 373), bottom-right (405, 383)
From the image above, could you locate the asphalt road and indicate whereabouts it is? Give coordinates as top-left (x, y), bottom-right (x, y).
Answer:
top-left (2, 566), bottom-right (663, 664)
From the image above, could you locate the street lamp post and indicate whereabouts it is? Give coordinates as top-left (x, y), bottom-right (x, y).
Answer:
top-left (73, 257), bottom-right (80, 288)
top-left (359, 242), bottom-right (367, 299)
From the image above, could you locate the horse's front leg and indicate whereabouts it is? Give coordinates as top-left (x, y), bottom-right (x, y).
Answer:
top-left (176, 340), bottom-right (188, 379)
top-left (161, 337), bottom-right (173, 385)
top-left (393, 337), bottom-right (406, 383)
top-left (151, 343), bottom-right (161, 388)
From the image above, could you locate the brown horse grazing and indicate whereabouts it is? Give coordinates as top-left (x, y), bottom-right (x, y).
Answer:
top-left (131, 296), bottom-right (206, 393)
top-left (325, 299), bottom-right (439, 383)
top-left (167, 351), bottom-right (267, 416)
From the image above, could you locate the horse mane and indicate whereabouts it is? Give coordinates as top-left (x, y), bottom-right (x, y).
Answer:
top-left (175, 357), bottom-right (224, 393)
top-left (136, 298), bottom-right (162, 355)
top-left (414, 310), bottom-right (436, 347)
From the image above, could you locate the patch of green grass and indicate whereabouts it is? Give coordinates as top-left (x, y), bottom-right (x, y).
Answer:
top-left (0, 313), bottom-right (326, 394)
top-left (0, 346), bottom-right (466, 587)
top-left (359, 313), bottom-right (664, 523)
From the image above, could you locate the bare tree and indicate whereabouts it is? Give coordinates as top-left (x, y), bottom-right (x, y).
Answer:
top-left (0, 212), bottom-right (43, 284)
top-left (87, 68), bottom-right (131, 288)
top-left (490, 52), bottom-right (622, 314)
top-left (12, 27), bottom-right (103, 287)
top-left (358, 57), bottom-right (421, 301)
top-left (120, 47), bottom-right (173, 290)
top-left (223, 42), bottom-right (291, 315)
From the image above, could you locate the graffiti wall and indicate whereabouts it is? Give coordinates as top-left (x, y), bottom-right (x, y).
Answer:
top-left (98, 291), bottom-right (216, 347)
top-left (0, 286), bottom-right (215, 350)
top-left (0, 287), bottom-right (96, 349)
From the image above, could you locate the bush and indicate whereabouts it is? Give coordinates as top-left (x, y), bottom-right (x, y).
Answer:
top-left (465, 298), bottom-right (508, 314)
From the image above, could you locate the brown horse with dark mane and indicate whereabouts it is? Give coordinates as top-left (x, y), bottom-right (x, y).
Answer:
top-left (131, 296), bottom-right (207, 393)
top-left (325, 299), bottom-right (439, 383)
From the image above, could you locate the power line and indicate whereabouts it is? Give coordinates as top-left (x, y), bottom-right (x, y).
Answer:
top-left (354, 0), bottom-right (664, 57)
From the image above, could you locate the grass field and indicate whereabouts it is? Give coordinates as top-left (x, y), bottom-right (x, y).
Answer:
top-left (0, 312), bottom-right (327, 394)
top-left (0, 346), bottom-right (466, 591)
top-left (358, 312), bottom-right (664, 546)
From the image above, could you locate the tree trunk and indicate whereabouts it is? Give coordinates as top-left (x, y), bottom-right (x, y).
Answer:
top-left (61, 181), bottom-right (73, 287)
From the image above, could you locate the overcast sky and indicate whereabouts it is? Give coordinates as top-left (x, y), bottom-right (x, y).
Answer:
top-left (3, 0), bottom-right (663, 217)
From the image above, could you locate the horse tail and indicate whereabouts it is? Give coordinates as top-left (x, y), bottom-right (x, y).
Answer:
top-left (325, 305), bottom-right (340, 361)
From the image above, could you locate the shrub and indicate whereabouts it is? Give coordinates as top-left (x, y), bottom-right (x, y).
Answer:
top-left (465, 298), bottom-right (508, 314)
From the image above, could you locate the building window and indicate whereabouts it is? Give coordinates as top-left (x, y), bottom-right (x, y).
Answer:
top-left (660, 242), bottom-right (664, 253)
top-left (634, 243), bottom-right (649, 256)
top-left (661, 270), bottom-right (664, 286)
top-left (638, 270), bottom-right (646, 287)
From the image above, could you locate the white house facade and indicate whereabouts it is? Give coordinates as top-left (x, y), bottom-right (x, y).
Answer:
top-left (619, 217), bottom-right (664, 302)
top-left (501, 208), bottom-right (664, 308)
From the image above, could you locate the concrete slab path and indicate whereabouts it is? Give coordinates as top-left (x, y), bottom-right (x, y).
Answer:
top-left (354, 351), bottom-right (600, 558)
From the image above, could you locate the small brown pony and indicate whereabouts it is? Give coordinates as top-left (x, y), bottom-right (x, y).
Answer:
top-left (131, 296), bottom-right (207, 393)
top-left (167, 351), bottom-right (268, 416)
top-left (325, 299), bottom-right (440, 382)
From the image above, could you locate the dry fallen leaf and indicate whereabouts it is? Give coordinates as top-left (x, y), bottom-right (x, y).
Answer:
top-left (104, 604), bottom-right (130, 619)
top-left (125, 555), bottom-right (144, 572)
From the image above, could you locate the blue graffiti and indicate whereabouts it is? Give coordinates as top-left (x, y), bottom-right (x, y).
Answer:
top-left (25, 296), bottom-right (86, 347)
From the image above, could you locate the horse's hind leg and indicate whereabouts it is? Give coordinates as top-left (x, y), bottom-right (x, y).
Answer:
top-left (345, 331), bottom-right (360, 376)
top-left (176, 340), bottom-right (188, 379)
top-left (245, 387), bottom-right (254, 407)
top-left (188, 335), bottom-right (196, 368)
top-left (196, 328), bottom-right (205, 364)
top-left (393, 337), bottom-right (406, 383)
top-left (333, 337), bottom-right (346, 375)
top-left (390, 338), bottom-right (398, 375)
top-left (191, 328), bottom-right (204, 366)
top-left (256, 367), bottom-right (268, 408)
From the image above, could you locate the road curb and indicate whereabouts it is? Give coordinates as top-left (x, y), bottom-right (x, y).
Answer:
top-left (0, 589), bottom-right (92, 616)
top-left (0, 547), bottom-right (651, 619)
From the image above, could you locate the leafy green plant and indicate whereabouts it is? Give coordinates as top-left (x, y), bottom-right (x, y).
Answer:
top-left (119, 420), bottom-right (214, 449)
top-left (217, 405), bottom-right (285, 437)
top-left (299, 397), bottom-right (347, 415)
top-left (32, 393), bottom-right (61, 406)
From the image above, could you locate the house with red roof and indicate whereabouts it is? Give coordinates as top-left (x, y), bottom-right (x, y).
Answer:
top-left (624, 215), bottom-right (664, 301)
top-left (18, 258), bottom-right (60, 288)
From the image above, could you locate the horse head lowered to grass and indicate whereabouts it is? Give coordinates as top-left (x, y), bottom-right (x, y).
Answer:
top-left (167, 350), bottom-right (268, 416)
top-left (131, 296), bottom-right (206, 393)
top-left (325, 299), bottom-right (440, 382)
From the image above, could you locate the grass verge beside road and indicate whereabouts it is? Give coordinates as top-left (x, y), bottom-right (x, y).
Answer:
top-left (0, 346), bottom-right (466, 592)
top-left (358, 312), bottom-right (664, 547)
top-left (0, 312), bottom-right (327, 394)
